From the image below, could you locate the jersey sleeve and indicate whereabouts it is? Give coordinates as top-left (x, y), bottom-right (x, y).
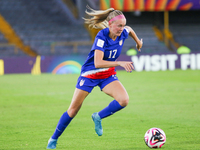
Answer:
top-left (122, 27), bottom-right (130, 39)
top-left (91, 30), bottom-right (106, 52)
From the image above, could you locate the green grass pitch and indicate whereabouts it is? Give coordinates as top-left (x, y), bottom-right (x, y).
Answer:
top-left (0, 69), bottom-right (200, 150)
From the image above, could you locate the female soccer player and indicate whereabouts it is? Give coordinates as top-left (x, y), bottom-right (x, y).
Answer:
top-left (47, 7), bottom-right (143, 149)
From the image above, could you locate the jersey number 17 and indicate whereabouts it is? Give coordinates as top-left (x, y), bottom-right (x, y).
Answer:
top-left (108, 49), bottom-right (117, 58)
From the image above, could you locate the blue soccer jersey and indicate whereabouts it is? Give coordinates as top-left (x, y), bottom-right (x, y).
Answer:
top-left (81, 27), bottom-right (129, 79)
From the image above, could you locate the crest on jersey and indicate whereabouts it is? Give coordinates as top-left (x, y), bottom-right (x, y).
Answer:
top-left (119, 40), bottom-right (123, 46)
top-left (79, 79), bottom-right (85, 86)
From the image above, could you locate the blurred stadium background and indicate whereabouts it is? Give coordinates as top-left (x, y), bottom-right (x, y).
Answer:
top-left (0, 0), bottom-right (200, 74)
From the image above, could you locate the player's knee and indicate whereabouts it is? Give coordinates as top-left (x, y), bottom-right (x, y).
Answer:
top-left (122, 97), bottom-right (129, 107)
top-left (117, 96), bottom-right (129, 107)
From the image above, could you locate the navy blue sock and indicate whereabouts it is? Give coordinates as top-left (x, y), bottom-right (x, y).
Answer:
top-left (98, 100), bottom-right (125, 119)
top-left (51, 111), bottom-right (73, 139)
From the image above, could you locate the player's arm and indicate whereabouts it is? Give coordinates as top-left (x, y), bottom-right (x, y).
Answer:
top-left (94, 50), bottom-right (134, 72)
top-left (125, 26), bottom-right (143, 52)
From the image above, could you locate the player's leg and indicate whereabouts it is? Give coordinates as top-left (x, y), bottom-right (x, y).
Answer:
top-left (67, 88), bottom-right (90, 117)
top-left (92, 78), bottom-right (129, 136)
top-left (99, 80), bottom-right (129, 118)
top-left (47, 88), bottom-right (89, 149)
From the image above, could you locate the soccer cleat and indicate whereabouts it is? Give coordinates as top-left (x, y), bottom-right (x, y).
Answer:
top-left (92, 112), bottom-right (103, 136)
top-left (47, 137), bottom-right (58, 149)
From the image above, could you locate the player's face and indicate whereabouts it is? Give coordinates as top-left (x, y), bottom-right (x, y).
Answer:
top-left (109, 19), bottom-right (126, 37)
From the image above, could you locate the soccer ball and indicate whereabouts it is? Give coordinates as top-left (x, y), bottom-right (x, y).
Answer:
top-left (144, 128), bottom-right (166, 148)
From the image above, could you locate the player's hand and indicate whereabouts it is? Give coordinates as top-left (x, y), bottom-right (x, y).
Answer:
top-left (118, 61), bottom-right (134, 72)
top-left (136, 38), bottom-right (143, 52)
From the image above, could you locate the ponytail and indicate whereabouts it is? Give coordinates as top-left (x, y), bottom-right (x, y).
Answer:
top-left (83, 6), bottom-right (123, 29)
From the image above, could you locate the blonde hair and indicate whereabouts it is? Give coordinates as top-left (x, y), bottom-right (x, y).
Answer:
top-left (83, 6), bottom-right (124, 29)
